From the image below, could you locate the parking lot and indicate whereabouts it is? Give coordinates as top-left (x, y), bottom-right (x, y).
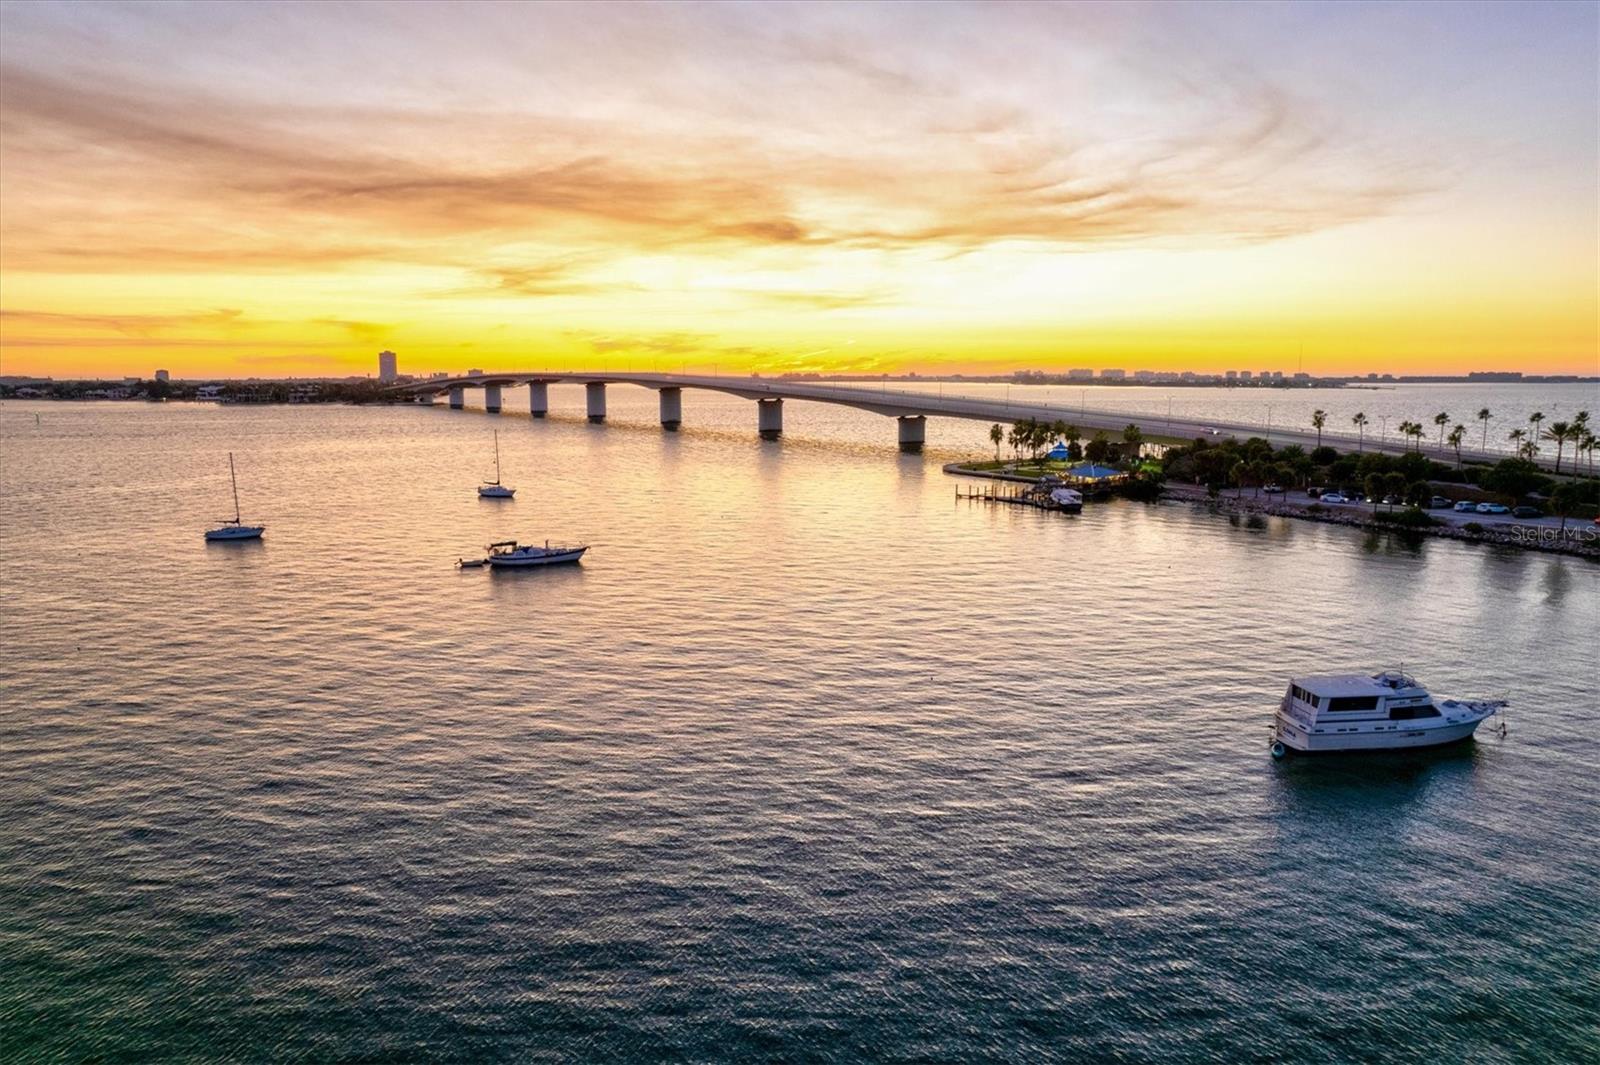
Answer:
top-left (1269, 489), bottom-right (1597, 535)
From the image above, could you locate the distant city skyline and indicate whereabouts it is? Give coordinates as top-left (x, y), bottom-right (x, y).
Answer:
top-left (1, 1), bottom-right (1595, 379)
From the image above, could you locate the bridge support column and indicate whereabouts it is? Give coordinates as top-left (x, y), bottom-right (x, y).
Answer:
top-left (659, 387), bottom-right (682, 430)
top-left (448, 386), bottom-right (464, 410)
top-left (585, 382), bottom-right (607, 423)
top-left (483, 384), bottom-right (502, 413)
top-left (528, 381), bottom-right (548, 418)
top-left (758, 398), bottom-right (783, 440)
top-left (897, 415), bottom-right (926, 453)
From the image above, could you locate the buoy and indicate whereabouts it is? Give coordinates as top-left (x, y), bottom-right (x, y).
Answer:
top-left (1270, 741), bottom-right (1287, 761)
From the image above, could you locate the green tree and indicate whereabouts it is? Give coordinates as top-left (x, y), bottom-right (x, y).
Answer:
top-left (989, 423), bottom-right (1003, 461)
top-left (1550, 481), bottom-right (1584, 534)
top-left (1433, 412), bottom-right (1450, 453)
top-left (1477, 407), bottom-right (1492, 452)
top-left (1447, 423), bottom-right (1466, 468)
top-left (1363, 473), bottom-right (1384, 513)
top-left (1383, 471), bottom-right (1409, 513)
top-left (1311, 409), bottom-right (1327, 448)
top-left (1085, 432), bottom-right (1111, 465)
top-left (1122, 423), bottom-right (1144, 461)
top-left (1406, 480), bottom-right (1430, 508)
top-left (1480, 458), bottom-right (1551, 500)
top-left (1352, 411), bottom-right (1368, 452)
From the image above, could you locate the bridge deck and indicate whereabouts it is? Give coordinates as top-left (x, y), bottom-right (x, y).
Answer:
top-left (390, 371), bottom-right (1542, 467)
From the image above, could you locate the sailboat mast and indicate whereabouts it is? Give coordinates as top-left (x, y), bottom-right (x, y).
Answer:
top-left (229, 452), bottom-right (241, 523)
top-left (494, 431), bottom-right (501, 484)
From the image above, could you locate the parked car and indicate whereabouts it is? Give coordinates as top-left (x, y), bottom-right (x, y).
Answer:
top-left (1320, 493), bottom-right (1350, 504)
top-left (1307, 487), bottom-right (1323, 499)
top-left (1381, 495), bottom-right (1401, 505)
top-left (1476, 502), bottom-right (1510, 514)
top-left (1429, 496), bottom-right (1453, 509)
top-left (1512, 505), bottom-right (1542, 519)
top-left (1453, 500), bottom-right (1478, 512)
top-left (1262, 484), bottom-right (1285, 494)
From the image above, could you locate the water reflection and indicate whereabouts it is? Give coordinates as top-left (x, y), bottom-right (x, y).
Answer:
top-left (1270, 740), bottom-right (1486, 812)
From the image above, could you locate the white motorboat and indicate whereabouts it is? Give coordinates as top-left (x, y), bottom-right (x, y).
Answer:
top-left (204, 453), bottom-right (265, 541)
top-left (1272, 671), bottom-right (1505, 758)
top-left (484, 540), bottom-right (588, 568)
top-left (1049, 487), bottom-right (1084, 513)
top-left (478, 431), bottom-right (515, 498)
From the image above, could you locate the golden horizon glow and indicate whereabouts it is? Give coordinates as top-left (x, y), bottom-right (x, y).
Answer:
top-left (1, 2), bottom-right (1595, 379)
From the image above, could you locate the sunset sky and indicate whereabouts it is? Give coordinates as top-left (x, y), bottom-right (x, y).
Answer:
top-left (0, 0), bottom-right (1595, 379)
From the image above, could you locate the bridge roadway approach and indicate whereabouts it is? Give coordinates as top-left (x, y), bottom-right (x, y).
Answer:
top-left (389, 371), bottom-right (1521, 464)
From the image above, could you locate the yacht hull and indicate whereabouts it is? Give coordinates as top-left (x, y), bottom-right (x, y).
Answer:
top-left (487, 547), bottom-right (587, 568)
top-left (204, 525), bottom-right (264, 541)
top-left (1274, 715), bottom-right (1487, 753)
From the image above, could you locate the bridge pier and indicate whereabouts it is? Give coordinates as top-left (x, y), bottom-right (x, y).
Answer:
top-left (585, 382), bottom-right (607, 423)
top-left (448, 386), bottom-right (464, 410)
top-left (528, 381), bottom-right (548, 418)
top-left (897, 415), bottom-right (926, 453)
top-left (659, 387), bottom-right (682, 430)
top-left (483, 384), bottom-right (502, 413)
top-left (758, 398), bottom-right (783, 440)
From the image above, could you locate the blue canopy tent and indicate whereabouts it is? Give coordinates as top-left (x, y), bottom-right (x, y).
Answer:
top-left (1046, 441), bottom-right (1070, 460)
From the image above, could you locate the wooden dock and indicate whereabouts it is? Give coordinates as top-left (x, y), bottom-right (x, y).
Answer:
top-left (957, 483), bottom-right (1082, 512)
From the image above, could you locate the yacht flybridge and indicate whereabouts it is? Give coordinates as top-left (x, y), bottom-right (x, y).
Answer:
top-left (1272, 671), bottom-right (1504, 758)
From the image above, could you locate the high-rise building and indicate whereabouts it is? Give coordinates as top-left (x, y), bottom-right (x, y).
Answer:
top-left (154, 369), bottom-right (169, 382)
top-left (378, 350), bottom-right (398, 382)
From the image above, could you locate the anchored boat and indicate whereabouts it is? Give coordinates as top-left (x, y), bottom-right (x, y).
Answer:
top-left (478, 431), bottom-right (515, 498)
top-left (1272, 671), bottom-right (1505, 758)
top-left (484, 540), bottom-right (588, 568)
top-left (204, 453), bottom-right (265, 541)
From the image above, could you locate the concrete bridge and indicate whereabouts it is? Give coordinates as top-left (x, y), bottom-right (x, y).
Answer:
top-left (388, 371), bottom-right (1532, 465)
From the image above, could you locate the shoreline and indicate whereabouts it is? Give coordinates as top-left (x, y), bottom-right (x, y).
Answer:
top-left (945, 463), bottom-right (1600, 560)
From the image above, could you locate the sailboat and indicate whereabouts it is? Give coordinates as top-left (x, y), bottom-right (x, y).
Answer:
top-left (204, 453), bottom-right (265, 541)
top-left (478, 431), bottom-right (515, 498)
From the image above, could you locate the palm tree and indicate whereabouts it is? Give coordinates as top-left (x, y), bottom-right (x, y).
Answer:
top-left (1581, 430), bottom-right (1598, 476)
top-left (1407, 421), bottom-right (1426, 452)
top-left (1352, 411), bottom-right (1368, 452)
top-left (1311, 409), bottom-right (1327, 448)
top-left (990, 423), bottom-right (1003, 462)
top-left (1433, 412), bottom-right (1449, 453)
top-left (1477, 407), bottom-right (1492, 452)
top-left (1507, 427), bottom-right (1525, 458)
top-left (1529, 410), bottom-right (1545, 446)
top-left (1447, 424), bottom-right (1466, 468)
top-left (1544, 421), bottom-right (1571, 474)
top-left (1122, 423), bottom-right (1144, 461)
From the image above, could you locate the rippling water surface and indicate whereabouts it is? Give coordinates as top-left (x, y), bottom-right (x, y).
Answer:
top-left (2, 396), bottom-right (1596, 1063)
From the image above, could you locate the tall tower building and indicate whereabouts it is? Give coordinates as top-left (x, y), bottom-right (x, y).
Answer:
top-left (378, 350), bottom-right (398, 383)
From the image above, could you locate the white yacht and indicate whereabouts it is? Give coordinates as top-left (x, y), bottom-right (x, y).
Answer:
top-left (1049, 487), bottom-right (1084, 513)
top-left (478, 431), bottom-right (515, 498)
top-left (484, 540), bottom-right (588, 568)
top-left (1272, 671), bottom-right (1504, 758)
top-left (204, 453), bottom-right (265, 541)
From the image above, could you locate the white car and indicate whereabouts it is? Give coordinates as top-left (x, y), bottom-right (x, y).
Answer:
top-left (1453, 500), bottom-right (1478, 512)
top-left (1320, 493), bottom-right (1351, 504)
top-left (1476, 502), bottom-right (1510, 515)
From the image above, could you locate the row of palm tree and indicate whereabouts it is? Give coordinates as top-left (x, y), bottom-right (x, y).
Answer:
top-left (1323, 406), bottom-right (1595, 472)
top-left (991, 419), bottom-right (1081, 464)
